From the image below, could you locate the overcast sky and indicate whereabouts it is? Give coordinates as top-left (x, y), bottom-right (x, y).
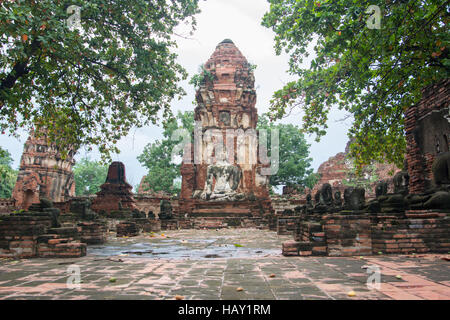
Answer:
top-left (1, 0), bottom-right (352, 190)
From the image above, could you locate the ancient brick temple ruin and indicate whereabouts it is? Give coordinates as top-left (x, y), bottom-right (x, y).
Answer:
top-left (178, 39), bottom-right (273, 228)
top-left (1, 42), bottom-right (448, 260)
top-left (282, 79), bottom-right (450, 257)
top-left (12, 130), bottom-right (76, 210)
top-left (308, 141), bottom-right (400, 199)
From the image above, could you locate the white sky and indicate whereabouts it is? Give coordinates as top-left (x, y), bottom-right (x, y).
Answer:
top-left (1, 0), bottom-right (352, 189)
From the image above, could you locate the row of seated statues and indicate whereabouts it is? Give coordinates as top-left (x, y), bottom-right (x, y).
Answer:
top-left (287, 165), bottom-right (450, 219)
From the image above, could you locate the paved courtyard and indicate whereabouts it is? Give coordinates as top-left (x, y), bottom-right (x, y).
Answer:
top-left (0, 229), bottom-right (449, 300)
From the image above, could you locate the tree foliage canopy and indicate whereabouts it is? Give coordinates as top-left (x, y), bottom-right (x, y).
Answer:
top-left (72, 157), bottom-right (108, 196)
top-left (0, 0), bottom-right (200, 159)
top-left (262, 0), bottom-right (449, 170)
top-left (0, 146), bottom-right (18, 198)
top-left (137, 110), bottom-right (194, 195)
top-left (257, 114), bottom-right (318, 190)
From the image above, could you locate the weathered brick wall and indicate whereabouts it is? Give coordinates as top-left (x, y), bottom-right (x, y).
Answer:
top-left (277, 216), bottom-right (298, 235)
top-left (371, 216), bottom-right (450, 254)
top-left (53, 201), bottom-right (71, 214)
top-left (271, 196), bottom-right (305, 215)
top-left (178, 218), bottom-right (194, 229)
top-left (405, 79), bottom-right (450, 193)
top-left (267, 214), bottom-right (277, 231)
top-left (295, 221), bottom-right (322, 242)
top-left (324, 215), bottom-right (372, 257)
top-left (142, 219), bottom-right (161, 232)
top-left (160, 219), bottom-right (179, 230)
top-left (37, 237), bottom-right (86, 258)
top-left (12, 130), bottom-right (76, 209)
top-left (0, 215), bottom-right (47, 258)
top-left (299, 221), bottom-right (326, 255)
top-left (282, 241), bottom-right (312, 256)
top-left (116, 221), bottom-right (139, 237)
top-left (0, 214), bottom-right (86, 258)
top-left (78, 222), bottom-right (107, 244)
top-left (283, 221), bottom-right (326, 256)
top-left (241, 217), bottom-right (267, 229)
top-left (284, 213), bottom-right (449, 257)
top-left (134, 194), bottom-right (178, 218)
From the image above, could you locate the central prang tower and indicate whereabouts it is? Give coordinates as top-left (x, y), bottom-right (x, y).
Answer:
top-left (179, 39), bottom-right (273, 219)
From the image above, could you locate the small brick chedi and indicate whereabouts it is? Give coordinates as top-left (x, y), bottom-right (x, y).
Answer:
top-left (12, 130), bottom-right (76, 210)
top-left (178, 39), bottom-right (273, 221)
top-left (91, 161), bottom-right (137, 213)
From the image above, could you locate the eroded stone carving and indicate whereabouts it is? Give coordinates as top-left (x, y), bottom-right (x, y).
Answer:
top-left (375, 181), bottom-right (388, 198)
top-left (334, 190), bottom-right (342, 208)
top-left (199, 158), bottom-right (242, 201)
top-left (432, 151), bottom-right (450, 186)
top-left (343, 187), bottom-right (366, 211)
top-left (393, 171), bottom-right (410, 195)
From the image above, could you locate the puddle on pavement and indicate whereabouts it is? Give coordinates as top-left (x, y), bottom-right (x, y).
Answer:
top-left (87, 236), bottom-right (281, 260)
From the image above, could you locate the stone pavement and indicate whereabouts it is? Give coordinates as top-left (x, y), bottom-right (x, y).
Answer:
top-left (0, 229), bottom-right (448, 300)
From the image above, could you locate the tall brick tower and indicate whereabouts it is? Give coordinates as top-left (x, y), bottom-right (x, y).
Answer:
top-left (12, 130), bottom-right (76, 209)
top-left (179, 39), bottom-right (273, 218)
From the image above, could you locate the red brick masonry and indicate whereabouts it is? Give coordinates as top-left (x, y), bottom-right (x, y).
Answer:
top-left (0, 214), bottom-right (86, 258)
top-left (405, 79), bottom-right (450, 193)
top-left (283, 212), bottom-right (449, 257)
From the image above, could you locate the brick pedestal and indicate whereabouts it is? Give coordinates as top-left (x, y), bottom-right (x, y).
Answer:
top-left (78, 221), bottom-right (107, 244)
top-left (116, 222), bottom-right (139, 237)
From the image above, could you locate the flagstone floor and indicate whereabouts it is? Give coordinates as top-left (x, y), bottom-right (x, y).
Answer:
top-left (0, 228), bottom-right (449, 300)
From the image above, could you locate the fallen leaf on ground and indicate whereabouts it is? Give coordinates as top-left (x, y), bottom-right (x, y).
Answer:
top-left (236, 287), bottom-right (244, 292)
top-left (347, 290), bottom-right (356, 297)
top-left (269, 274), bottom-right (276, 278)
top-left (175, 295), bottom-right (184, 300)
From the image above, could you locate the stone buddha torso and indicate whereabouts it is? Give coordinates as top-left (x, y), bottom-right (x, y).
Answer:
top-left (200, 158), bottom-right (242, 201)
